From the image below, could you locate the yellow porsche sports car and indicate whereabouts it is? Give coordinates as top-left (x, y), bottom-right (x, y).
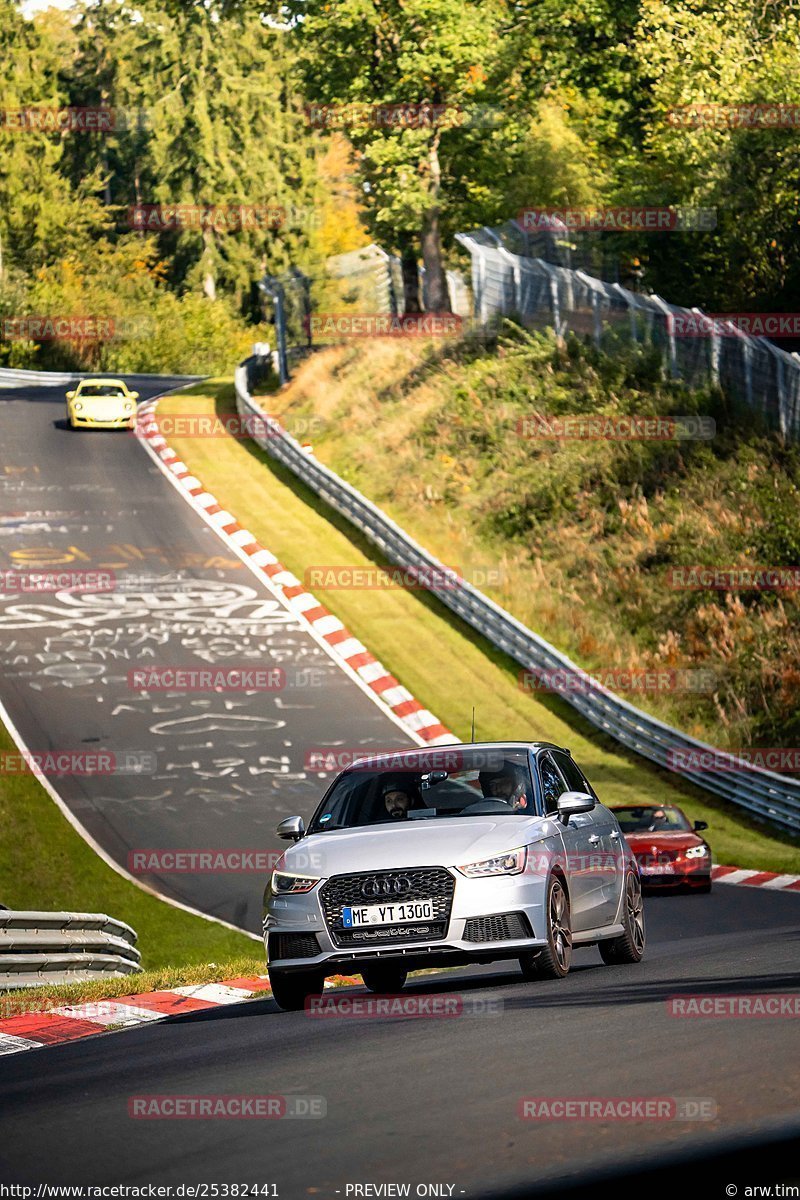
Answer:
top-left (65, 378), bottom-right (140, 430)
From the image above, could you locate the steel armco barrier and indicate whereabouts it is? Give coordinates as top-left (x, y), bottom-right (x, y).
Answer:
top-left (234, 357), bottom-right (800, 835)
top-left (0, 910), bottom-right (141, 989)
top-left (0, 367), bottom-right (82, 388)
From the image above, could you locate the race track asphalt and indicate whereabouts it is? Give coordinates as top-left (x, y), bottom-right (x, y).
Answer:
top-left (1, 378), bottom-right (799, 1198)
top-left (0, 379), bottom-right (415, 931)
top-left (0, 884), bottom-right (798, 1195)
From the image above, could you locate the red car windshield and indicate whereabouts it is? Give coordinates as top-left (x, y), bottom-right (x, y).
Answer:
top-left (614, 805), bottom-right (692, 833)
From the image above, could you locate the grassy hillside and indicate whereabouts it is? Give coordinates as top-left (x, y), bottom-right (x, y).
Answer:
top-left (156, 379), bottom-right (800, 872)
top-left (264, 328), bottom-right (800, 756)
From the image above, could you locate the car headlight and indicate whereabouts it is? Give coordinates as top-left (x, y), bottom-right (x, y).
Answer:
top-left (124, 401), bottom-right (134, 411)
top-left (271, 870), bottom-right (320, 894)
top-left (685, 845), bottom-right (709, 859)
top-left (456, 847), bottom-right (527, 878)
top-left (74, 401), bottom-right (83, 412)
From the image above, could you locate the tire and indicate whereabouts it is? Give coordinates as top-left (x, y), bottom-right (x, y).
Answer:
top-left (599, 871), bottom-right (646, 964)
top-left (360, 964), bottom-right (408, 993)
top-left (695, 879), bottom-right (712, 894)
top-left (269, 966), bottom-right (325, 1012)
top-left (520, 874), bottom-right (572, 980)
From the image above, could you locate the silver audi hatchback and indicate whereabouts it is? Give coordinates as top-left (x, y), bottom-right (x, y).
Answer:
top-left (263, 742), bottom-right (645, 1009)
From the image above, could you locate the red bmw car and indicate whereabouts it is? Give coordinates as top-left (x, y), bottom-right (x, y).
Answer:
top-left (611, 803), bottom-right (712, 893)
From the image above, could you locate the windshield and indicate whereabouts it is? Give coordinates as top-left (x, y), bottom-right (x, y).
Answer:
top-left (78, 384), bottom-right (125, 397)
top-left (613, 805), bottom-right (692, 833)
top-left (308, 748), bottom-right (535, 832)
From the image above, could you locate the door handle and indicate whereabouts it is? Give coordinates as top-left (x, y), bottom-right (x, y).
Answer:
top-left (588, 834), bottom-right (601, 846)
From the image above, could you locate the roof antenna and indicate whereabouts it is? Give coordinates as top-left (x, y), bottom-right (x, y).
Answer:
top-left (471, 706), bottom-right (475, 743)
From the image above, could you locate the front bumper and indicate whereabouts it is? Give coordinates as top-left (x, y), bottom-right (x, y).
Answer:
top-left (69, 413), bottom-right (136, 428)
top-left (636, 856), bottom-right (711, 888)
top-left (265, 866), bottom-right (550, 973)
top-left (640, 872), bottom-right (711, 889)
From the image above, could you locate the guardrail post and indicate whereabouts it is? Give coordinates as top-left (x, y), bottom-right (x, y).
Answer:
top-left (259, 276), bottom-right (289, 385)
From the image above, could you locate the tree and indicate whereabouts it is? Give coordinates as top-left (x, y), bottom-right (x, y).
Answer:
top-left (67, 0), bottom-right (323, 309)
top-left (284, 0), bottom-right (514, 313)
top-left (624, 0), bottom-right (800, 311)
top-left (0, 0), bottom-right (109, 283)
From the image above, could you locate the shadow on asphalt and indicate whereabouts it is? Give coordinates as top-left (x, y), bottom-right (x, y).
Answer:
top-left (485, 1119), bottom-right (800, 1199)
top-left (157, 957), bottom-right (800, 1027)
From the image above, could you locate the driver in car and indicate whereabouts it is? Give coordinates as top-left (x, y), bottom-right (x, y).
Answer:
top-left (479, 764), bottom-right (531, 812)
top-left (381, 776), bottom-right (422, 820)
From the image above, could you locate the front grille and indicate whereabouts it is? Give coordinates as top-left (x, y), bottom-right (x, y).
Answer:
top-left (320, 867), bottom-right (455, 948)
top-left (635, 851), bottom-right (678, 866)
top-left (333, 922), bottom-right (448, 947)
top-left (463, 912), bottom-right (533, 943)
top-left (268, 932), bottom-right (320, 960)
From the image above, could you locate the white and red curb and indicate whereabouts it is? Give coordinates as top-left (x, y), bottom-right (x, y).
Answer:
top-left (0, 868), bottom-right (797, 1057)
top-left (0, 972), bottom-right (363, 1057)
top-left (711, 864), bottom-right (800, 891)
top-left (135, 399), bottom-right (455, 748)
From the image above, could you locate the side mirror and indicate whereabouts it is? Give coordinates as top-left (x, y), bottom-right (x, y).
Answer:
top-left (129, 391), bottom-right (139, 401)
top-left (277, 815), bottom-right (305, 842)
top-left (557, 791), bottom-right (595, 822)
top-left (66, 391), bottom-right (75, 400)
top-left (693, 819), bottom-right (708, 832)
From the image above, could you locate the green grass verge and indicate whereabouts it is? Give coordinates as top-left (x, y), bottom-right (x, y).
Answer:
top-left (0, 956), bottom-right (267, 1011)
top-left (156, 380), bottom-right (800, 875)
top-left (0, 719), bottom-right (257, 971)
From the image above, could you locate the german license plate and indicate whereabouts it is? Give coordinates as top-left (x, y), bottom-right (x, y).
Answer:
top-left (342, 899), bottom-right (434, 928)
top-left (641, 864), bottom-right (673, 875)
